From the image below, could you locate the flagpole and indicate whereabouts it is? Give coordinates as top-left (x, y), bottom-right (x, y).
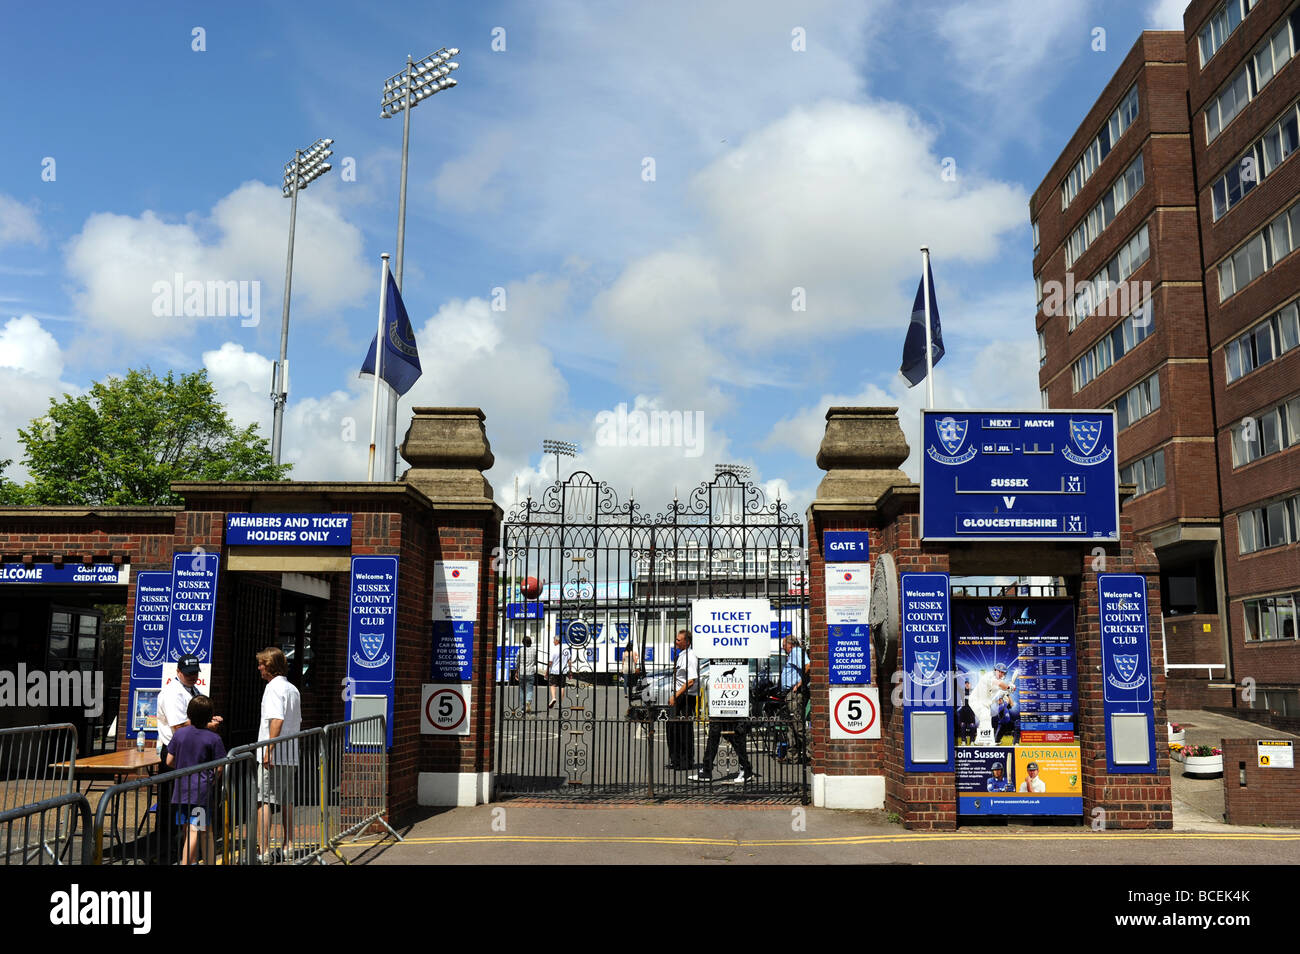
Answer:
top-left (921, 245), bottom-right (934, 410)
top-left (367, 254), bottom-right (391, 481)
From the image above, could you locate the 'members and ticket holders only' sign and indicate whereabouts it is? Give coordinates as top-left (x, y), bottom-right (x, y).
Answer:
top-left (691, 598), bottom-right (773, 658)
top-left (1098, 574), bottom-right (1156, 774)
top-left (920, 409), bottom-right (1119, 541)
top-left (225, 513), bottom-right (352, 545)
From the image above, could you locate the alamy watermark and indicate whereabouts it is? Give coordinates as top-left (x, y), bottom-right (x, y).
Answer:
top-left (1041, 277), bottom-right (1152, 326)
top-left (151, 273), bottom-right (261, 327)
top-left (594, 403), bottom-right (704, 458)
top-left (0, 665), bottom-right (103, 717)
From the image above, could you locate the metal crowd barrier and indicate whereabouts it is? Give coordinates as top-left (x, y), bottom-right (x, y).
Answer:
top-left (89, 752), bottom-right (258, 866)
top-left (0, 723), bottom-right (80, 863)
top-left (318, 715), bottom-right (402, 862)
top-left (228, 727), bottom-right (327, 864)
top-left (0, 792), bottom-right (91, 865)
top-left (0, 723), bottom-right (78, 812)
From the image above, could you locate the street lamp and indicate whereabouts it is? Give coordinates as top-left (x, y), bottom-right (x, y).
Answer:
top-left (377, 47), bottom-right (460, 480)
top-left (270, 137), bottom-right (333, 466)
top-left (543, 439), bottom-right (577, 481)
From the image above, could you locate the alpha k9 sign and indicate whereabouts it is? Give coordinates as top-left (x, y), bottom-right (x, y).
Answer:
top-left (920, 409), bottom-right (1119, 541)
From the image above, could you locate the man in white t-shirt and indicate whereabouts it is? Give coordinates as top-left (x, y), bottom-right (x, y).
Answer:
top-left (667, 629), bottom-right (698, 770)
top-left (256, 646), bottom-right (302, 862)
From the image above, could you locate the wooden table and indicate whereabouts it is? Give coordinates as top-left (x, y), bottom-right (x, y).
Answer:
top-left (55, 749), bottom-right (160, 792)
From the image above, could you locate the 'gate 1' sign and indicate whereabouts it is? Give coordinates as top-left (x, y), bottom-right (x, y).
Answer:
top-left (421, 683), bottom-right (471, 735)
top-left (830, 687), bottom-right (880, 739)
top-left (691, 598), bottom-right (773, 658)
top-left (920, 409), bottom-right (1119, 541)
top-left (823, 531), bottom-right (870, 562)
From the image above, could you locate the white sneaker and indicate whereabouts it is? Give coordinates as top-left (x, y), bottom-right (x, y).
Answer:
top-left (687, 772), bottom-right (711, 783)
top-left (731, 771), bottom-right (748, 784)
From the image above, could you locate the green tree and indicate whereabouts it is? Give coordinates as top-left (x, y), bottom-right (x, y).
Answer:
top-left (15, 368), bottom-right (290, 505)
top-left (0, 459), bottom-right (30, 504)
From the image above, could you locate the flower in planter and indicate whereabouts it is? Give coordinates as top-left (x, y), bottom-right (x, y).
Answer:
top-left (1186, 744), bottom-right (1222, 757)
top-left (1169, 722), bottom-right (1183, 732)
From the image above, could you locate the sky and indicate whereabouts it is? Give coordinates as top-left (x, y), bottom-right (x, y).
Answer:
top-left (0, 0), bottom-right (1193, 517)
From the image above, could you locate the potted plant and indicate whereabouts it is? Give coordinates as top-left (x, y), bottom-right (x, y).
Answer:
top-left (1168, 741), bottom-right (1185, 762)
top-left (1167, 722), bottom-right (1185, 744)
top-left (1182, 744), bottom-right (1223, 779)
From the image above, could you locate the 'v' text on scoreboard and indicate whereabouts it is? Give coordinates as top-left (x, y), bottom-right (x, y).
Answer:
top-left (920, 409), bottom-right (1120, 542)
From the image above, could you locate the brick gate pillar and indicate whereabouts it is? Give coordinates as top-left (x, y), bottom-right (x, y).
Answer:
top-left (808, 407), bottom-right (920, 810)
top-left (400, 407), bottom-right (503, 807)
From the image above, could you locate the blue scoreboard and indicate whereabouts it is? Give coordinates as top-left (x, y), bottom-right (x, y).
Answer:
top-left (920, 409), bottom-right (1119, 542)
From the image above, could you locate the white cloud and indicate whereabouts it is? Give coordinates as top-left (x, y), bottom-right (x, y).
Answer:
top-left (1146, 0), bottom-right (1189, 29)
top-left (0, 195), bottom-right (43, 247)
top-left (432, 129), bottom-right (513, 214)
top-left (63, 182), bottom-right (368, 351)
top-left (0, 315), bottom-right (74, 478)
top-left (591, 99), bottom-right (1028, 401)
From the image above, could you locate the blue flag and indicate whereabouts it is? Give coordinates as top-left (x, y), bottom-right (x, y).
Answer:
top-left (899, 259), bottom-right (944, 387)
top-left (360, 271), bottom-right (422, 396)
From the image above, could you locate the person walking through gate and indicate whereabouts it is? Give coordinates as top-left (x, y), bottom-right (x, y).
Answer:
top-left (667, 629), bottom-right (698, 771)
top-left (518, 636), bottom-right (538, 713)
top-left (690, 714), bottom-right (753, 784)
top-left (780, 635), bottom-right (809, 762)
top-left (547, 635), bottom-right (571, 710)
top-left (256, 647), bottom-right (301, 863)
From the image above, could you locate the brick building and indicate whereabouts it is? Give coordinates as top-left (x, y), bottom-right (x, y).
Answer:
top-left (1031, 1), bottom-right (1300, 715)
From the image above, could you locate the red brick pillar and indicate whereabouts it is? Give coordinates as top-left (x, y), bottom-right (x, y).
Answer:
top-left (400, 407), bottom-right (503, 807)
top-left (807, 407), bottom-right (915, 810)
top-left (1078, 515), bottom-right (1173, 829)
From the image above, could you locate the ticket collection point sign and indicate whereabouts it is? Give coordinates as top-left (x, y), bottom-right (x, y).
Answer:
top-left (691, 598), bottom-right (772, 658)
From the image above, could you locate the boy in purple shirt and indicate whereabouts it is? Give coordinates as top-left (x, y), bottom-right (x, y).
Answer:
top-left (166, 694), bottom-right (226, 865)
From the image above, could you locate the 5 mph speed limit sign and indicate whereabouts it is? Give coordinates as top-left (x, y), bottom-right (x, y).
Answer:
top-left (421, 683), bottom-right (471, 735)
top-left (830, 687), bottom-right (880, 740)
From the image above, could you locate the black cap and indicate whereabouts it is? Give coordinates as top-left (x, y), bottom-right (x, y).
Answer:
top-left (178, 654), bottom-right (201, 675)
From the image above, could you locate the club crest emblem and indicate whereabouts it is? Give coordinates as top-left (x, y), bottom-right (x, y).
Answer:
top-left (986, 605), bottom-right (1005, 626)
top-left (927, 416), bottom-right (977, 465)
top-left (1063, 418), bottom-right (1111, 465)
top-left (142, 636), bottom-right (164, 661)
top-left (178, 629), bottom-right (203, 656)
top-left (913, 651), bottom-right (942, 684)
top-left (360, 629), bottom-right (386, 660)
top-left (1114, 654), bottom-right (1139, 682)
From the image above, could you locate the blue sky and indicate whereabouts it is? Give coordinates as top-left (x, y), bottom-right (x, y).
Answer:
top-left (0, 0), bottom-right (1189, 514)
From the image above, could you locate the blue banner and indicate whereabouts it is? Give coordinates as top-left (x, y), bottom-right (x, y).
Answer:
top-left (126, 571), bottom-right (172, 738)
top-left (432, 621), bottom-right (474, 681)
top-left (165, 552), bottom-right (219, 666)
top-left (920, 409), bottom-right (1119, 541)
top-left (823, 531), bottom-right (870, 562)
top-left (225, 513), bottom-right (351, 546)
top-left (0, 562), bottom-right (128, 584)
top-left (348, 556), bottom-right (396, 684)
top-left (1098, 573), bottom-right (1156, 773)
top-left (901, 572), bottom-right (953, 773)
top-left (828, 624), bottom-right (871, 684)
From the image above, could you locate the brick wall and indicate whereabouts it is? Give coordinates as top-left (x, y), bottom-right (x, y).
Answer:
top-left (1222, 737), bottom-right (1300, 825)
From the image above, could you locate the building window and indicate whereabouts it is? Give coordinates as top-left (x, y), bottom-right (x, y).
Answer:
top-left (1040, 388), bottom-right (1050, 409)
top-left (1199, 0), bottom-right (1258, 68)
top-left (1237, 494), bottom-right (1300, 554)
top-left (1032, 218), bottom-right (1040, 256)
top-left (1061, 84), bottom-right (1139, 210)
top-left (1205, 17), bottom-right (1297, 143)
top-left (1065, 155), bottom-right (1145, 269)
top-left (1071, 223), bottom-right (1150, 329)
top-left (1035, 276), bottom-right (1043, 307)
top-left (1071, 297), bottom-right (1155, 392)
top-left (1243, 593), bottom-right (1298, 641)
top-left (1120, 448), bottom-right (1166, 497)
top-left (1038, 330), bottom-right (1047, 368)
top-left (1226, 300), bottom-right (1299, 382)
top-left (1213, 101), bottom-right (1300, 221)
top-left (1232, 396), bottom-right (1300, 465)
top-left (1111, 372), bottom-right (1161, 430)
top-left (1218, 199), bottom-right (1300, 301)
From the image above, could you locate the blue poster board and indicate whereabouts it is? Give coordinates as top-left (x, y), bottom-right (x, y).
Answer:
top-left (920, 409), bottom-right (1119, 541)
top-left (127, 571), bottom-right (172, 738)
top-left (0, 562), bottom-right (128, 584)
top-left (506, 601), bottom-right (544, 619)
top-left (1098, 574), bottom-right (1156, 773)
top-left (901, 572), bottom-right (953, 773)
top-left (165, 551), bottom-right (219, 666)
top-left (432, 621), bottom-right (474, 681)
top-left (346, 555), bottom-right (398, 749)
top-left (828, 624), bottom-right (871, 684)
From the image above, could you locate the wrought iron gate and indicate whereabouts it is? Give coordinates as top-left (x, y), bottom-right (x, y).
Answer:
top-left (494, 470), bottom-right (809, 802)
